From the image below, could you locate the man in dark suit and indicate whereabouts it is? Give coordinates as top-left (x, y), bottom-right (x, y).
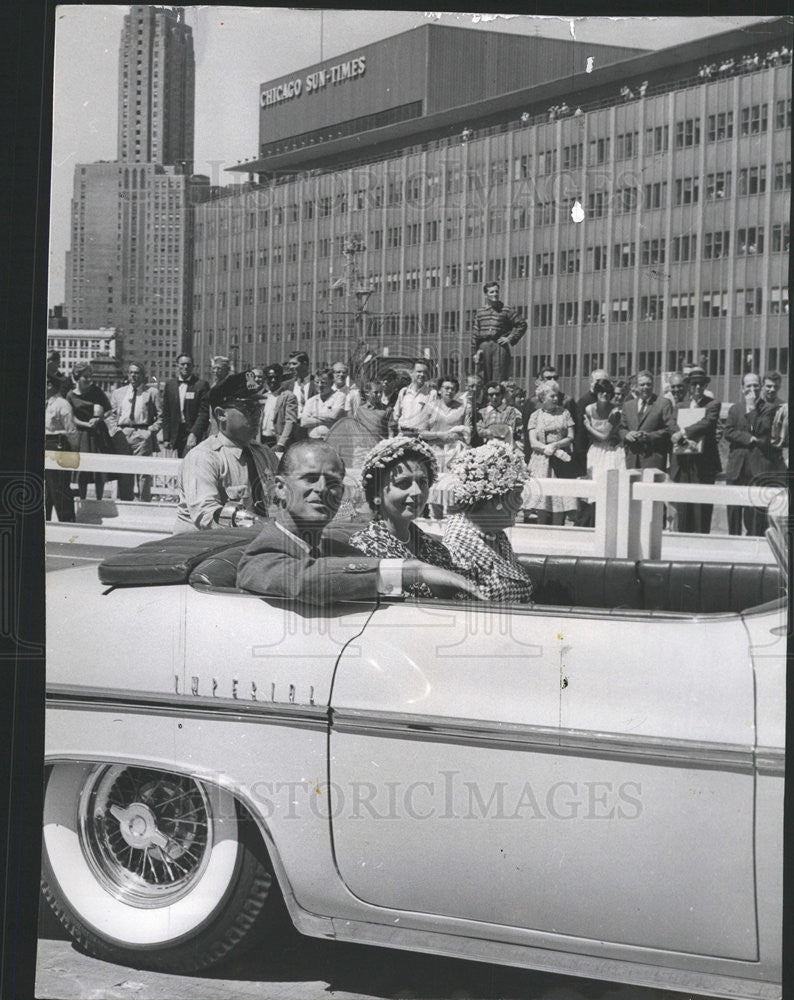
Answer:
top-left (573, 367), bottom-right (608, 474)
top-left (236, 441), bottom-right (476, 605)
top-left (162, 354), bottom-right (210, 457)
top-left (668, 368), bottom-right (721, 533)
top-left (724, 372), bottom-right (786, 536)
top-left (618, 370), bottom-right (677, 471)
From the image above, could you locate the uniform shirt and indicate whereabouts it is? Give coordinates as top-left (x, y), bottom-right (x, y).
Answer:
top-left (393, 383), bottom-right (437, 431)
top-left (45, 396), bottom-right (78, 444)
top-left (174, 433), bottom-right (278, 532)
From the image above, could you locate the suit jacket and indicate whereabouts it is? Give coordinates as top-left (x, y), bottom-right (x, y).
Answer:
top-left (236, 518), bottom-right (381, 606)
top-left (281, 375), bottom-right (317, 405)
top-left (618, 395), bottom-right (677, 470)
top-left (724, 399), bottom-right (786, 483)
top-left (669, 398), bottom-right (722, 481)
top-left (162, 375), bottom-right (210, 446)
top-left (260, 390), bottom-right (299, 449)
top-left (573, 390), bottom-right (597, 464)
top-left (106, 384), bottom-right (162, 437)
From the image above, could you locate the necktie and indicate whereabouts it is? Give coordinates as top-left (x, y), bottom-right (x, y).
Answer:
top-left (242, 448), bottom-right (266, 513)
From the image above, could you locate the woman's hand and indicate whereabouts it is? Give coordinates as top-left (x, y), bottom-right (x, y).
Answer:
top-left (543, 443), bottom-right (556, 456)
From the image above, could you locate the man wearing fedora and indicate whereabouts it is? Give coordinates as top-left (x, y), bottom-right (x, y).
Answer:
top-left (668, 367), bottom-right (722, 533)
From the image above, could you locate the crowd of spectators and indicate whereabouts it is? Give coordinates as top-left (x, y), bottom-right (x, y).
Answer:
top-left (698, 46), bottom-right (791, 80)
top-left (45, 346), bottom-right (787, 538)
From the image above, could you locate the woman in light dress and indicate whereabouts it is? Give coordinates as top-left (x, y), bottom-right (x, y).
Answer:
top-left (417, 374), bottom-right (470, 516)
top-left (525, 380), bottom-right (577, 525)
top-left (582, 377), bottom-right (626, 475)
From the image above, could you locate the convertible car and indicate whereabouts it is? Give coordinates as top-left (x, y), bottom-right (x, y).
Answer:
top-left (42, 526), bottom-right (786, 999)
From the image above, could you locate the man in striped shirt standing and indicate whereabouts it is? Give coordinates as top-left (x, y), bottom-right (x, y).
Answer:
top-left (471, 282), bottom-right (527, 384)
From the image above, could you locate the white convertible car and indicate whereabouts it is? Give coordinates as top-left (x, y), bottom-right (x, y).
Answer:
top-left (42, 526), bottom-right (786, 998)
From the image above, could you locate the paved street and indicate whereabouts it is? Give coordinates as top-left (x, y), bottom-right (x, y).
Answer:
top-left (37, 905), bottom-right (711, 1000)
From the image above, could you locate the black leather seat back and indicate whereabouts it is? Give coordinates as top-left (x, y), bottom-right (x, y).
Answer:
top-left (638, 560), bottom-right (784, 613)
top-left (517, 555), bottom-right (643, 609)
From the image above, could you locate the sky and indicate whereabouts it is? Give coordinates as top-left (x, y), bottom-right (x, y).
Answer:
top-left (48, 6), bottom-right (781, 304)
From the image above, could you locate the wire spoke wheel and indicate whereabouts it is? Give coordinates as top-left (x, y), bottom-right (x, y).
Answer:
top-left (78, 765), bottom-right (212, 907)
top-left (42, 762), bottom-right (281, 972)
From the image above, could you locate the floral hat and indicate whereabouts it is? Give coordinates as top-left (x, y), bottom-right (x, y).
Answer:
top-left (448, 442), bottom-right (527, 505)
top-left (360, 435), bottom-right (439, 488)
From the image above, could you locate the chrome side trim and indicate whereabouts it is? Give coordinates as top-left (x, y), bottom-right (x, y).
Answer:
top-left (332, 708), bottom-right (759, 771)
top-left (755, 747), bottom-right (786, 776)
top-left (46, 683), bottom-right (328, 730)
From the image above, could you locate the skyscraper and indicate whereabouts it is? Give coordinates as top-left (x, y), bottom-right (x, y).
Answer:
top-left (65, 6), bottom-right (197, 378)
top-left (117, 5), bottom-right (195, 168)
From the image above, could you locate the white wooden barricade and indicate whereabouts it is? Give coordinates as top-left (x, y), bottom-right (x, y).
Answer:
top-left (44, 452), bottom-right (787, 564)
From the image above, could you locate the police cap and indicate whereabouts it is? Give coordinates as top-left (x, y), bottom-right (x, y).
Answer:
top-left (208, 371), bottom-right (263, 410)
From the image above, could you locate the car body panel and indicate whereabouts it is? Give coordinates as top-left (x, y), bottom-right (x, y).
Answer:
top-left (43, 560), bottom-right (784, 998)
top-left (329, 600), bottom-right (758, 959)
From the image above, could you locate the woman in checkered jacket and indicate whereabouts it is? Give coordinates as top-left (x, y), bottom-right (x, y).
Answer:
top-left (441, 444), bottom-right (534, 604)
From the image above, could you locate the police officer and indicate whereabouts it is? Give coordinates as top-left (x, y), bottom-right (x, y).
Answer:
top-left (173, 371), bottom-right (278, 532)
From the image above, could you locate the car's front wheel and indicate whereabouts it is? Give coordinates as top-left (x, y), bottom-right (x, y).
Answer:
top-left (41, 762), bottom-right (280, 973)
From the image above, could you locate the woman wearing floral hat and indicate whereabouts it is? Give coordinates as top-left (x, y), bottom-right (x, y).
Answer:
top-left (349, 436), bottom-right (459, 598)
top-left (442, 443), bottom-right (534, 603)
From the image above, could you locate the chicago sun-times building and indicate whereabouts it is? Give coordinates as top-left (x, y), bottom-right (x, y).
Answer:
top-left (190, 18), bottom-right (791, 399)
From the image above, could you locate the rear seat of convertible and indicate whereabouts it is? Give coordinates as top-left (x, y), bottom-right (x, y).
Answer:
top-left (187, 543), bottom-right (784, 615)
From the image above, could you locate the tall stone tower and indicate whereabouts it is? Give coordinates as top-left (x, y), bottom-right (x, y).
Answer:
top-left (117, 5), bottom-right (195, 169)
top-left (65, 6), bottom-right (197, 377)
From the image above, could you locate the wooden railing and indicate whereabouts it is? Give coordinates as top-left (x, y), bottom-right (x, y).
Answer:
top-left (45, 452), bottom-right (786, 563)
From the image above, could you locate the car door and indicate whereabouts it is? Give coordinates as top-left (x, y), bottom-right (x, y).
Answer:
top-left (330, 600), bottom-right (758, 960)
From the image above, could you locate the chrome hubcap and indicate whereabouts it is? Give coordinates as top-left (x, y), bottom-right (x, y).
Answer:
top-left (78, 765), bottom-right (213, 908)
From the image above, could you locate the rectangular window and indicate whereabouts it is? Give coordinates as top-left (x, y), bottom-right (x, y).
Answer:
top-left (612, 242), bottom-right (636, 269)
top-left (771, 222), bottom-right (790, 252)
top-left (582, 300), bottom-right (606, 324)
top-left (669, 292), bottom-right (695, 320)
top-left (615, 131), bottom-right (639, 160)
top-left (641, 238), bottom-right (665, 266)
top-left (644, 125), bottom-right (669, 154)
top-left (675, 118), bottom-right (701, 148)
top-left (701, 291), bottom-right (729, 318)
top-left (614, 186), bottom-right (638, 214)
top-left (587, 192), bottom-right (605, 218)
top-left (675, 176), bottom-right (699, 205)
top-left (589, 137), bottom-right (610, 165)
top-left (740, 103), bottom-right (768, 136)
top-left (736, 226), bottom-right (764, 255)
top-left (425, 220), bottom-right (439, 242)
top-left (774, 161), bottom-right (791, 190)
top-left (558, 249), bottom-right (580, 273)
top-left (738, 165), bottom-right (767, 195)
top-left (639, 296), bottom-right (665, 321)
top-left (610, 298), bottom-right (634, 322)
top-left (707, 111), bottom-right (734, 142)
top-left (705, 171), bottom-right (732, 200)
top-left (557, 301), bottom-right (579, 326)
top-left (643, 181), bottom-right (666, 210)
top-left (534, 251), bottom-right (554, 277)
top-left (513, 154), bottom-right (532, 179)
top-left (586, 244), bottom-right (608, 272)
top-left (510, 254), bottom-right (530, 279)
top-left (703, 231), bottom-right (730, 260)
top-left (735, 287), bottom-right (763, 316)
top-left (769, 287), bottom-right (790, 315)
top-left (775, 98), bottom-right (791, 130)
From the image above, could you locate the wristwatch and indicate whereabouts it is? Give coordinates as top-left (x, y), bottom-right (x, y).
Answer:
top-left (215, 502), bottom-right (257, 528)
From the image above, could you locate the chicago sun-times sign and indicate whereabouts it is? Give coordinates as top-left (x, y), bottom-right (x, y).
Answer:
top-left (261, 56), bottom-right (367, 109)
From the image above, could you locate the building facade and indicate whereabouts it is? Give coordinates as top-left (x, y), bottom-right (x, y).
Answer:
top-left (63, 6), bottom-right (198, 380)
top-left (46, 328), bottom-right (117, 379)
top-left (191, 19), bottom-right (790, 400)
top-left (117, 4), bottom-right (195, 168)
top-left (65, 162), bottom-right (194, 379)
